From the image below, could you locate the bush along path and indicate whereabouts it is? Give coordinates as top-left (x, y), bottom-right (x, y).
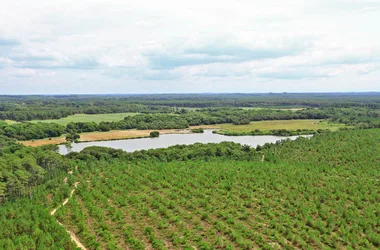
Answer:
top-left (50, 170), bottom-right (87, 250)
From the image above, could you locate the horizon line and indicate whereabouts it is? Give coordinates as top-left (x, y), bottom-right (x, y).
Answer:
top-left (1, 91), bottom-right (380, 96)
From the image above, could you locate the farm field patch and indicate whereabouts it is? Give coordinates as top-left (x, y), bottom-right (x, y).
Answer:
top-left (219, 119), bottom-right (346, 132)
top-left (238, 107), bottom-right (307, 111)
top-left (20, 125), bottom-right (219, 146)
top-left (7, 113), bottom-right (139, 126)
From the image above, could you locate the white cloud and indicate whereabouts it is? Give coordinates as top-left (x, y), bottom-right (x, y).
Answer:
top-left (0, 0), bottom-right (379, 93)
top-left (0, 57), bottom-right (12, 68)
top-left (8, 68), bottom-right (37, 77)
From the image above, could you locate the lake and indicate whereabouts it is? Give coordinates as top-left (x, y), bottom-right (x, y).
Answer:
top-left (58, 130), bottom-right (311, 155)
top-left (59, 130), bottom-right (310, 155)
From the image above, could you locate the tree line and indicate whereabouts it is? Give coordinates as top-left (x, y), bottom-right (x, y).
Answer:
top-left (0, 136), bottom-right (70, 201)
top-left (1, 107), bottom-right (379, 140)
top-left (1, 93), bottom-right (380, 121)
top-left (0, 101), bottom-right (174, 121)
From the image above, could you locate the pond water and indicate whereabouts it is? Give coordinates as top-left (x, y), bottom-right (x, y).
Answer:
top-left (58, 130), bottom-right (311, 155)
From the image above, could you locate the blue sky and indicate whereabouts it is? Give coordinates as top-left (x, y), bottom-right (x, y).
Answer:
top-left (1, 0), bottom-right (380, 94)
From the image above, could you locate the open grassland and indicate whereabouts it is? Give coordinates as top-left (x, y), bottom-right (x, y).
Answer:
top-left (239, 107), bottom-right (306, 111)
top-left (182, 107), bottom-right (307, 111)
top-left (10, 113), bottom-right (139, 126)
top-left (220, 119), bottom-right (345, 132)
top-left (3, 119), bottom-right (19, 125)
top-left (54, 129), bottom-right (380, 249)
top-left (21, 125), bottom-right (219, 147)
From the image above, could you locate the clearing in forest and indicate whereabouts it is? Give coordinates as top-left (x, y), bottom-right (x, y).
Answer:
top-left (219, 119), bottom-right (346, 132)
top-left (8, 113), bottom-right (139, 126)
top-left (20, 125), bottom-right (219, 147)
top-left (239, 107), bottom-right (307, 111)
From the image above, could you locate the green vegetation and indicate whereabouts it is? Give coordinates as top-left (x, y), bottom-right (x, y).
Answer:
top-left (1, 93), bottom-right (379, 122)
top-left (215, 120), bottom-right (348, 136)
top-left (0, 93), bottom-right (379, 142)
top-left (1, 107), bottom-right (379, 141)
top-left (0, 94), bottom-right (380, 249)
top-left (0, 96), bottom-right (174, 122)
top-left (56, 129), bottom-right (379, 249)
top-left (3, 120), bottom-right (18, 125)
top-left (0, 136), bottom-right (78, 248)
top-left (29, 112), bottom-right (139, 126)
top-left (0, 122), bottom-right (66, 140)
top-left (0, 137), bottom-right (69, 200)
top-left (191, 128), bottom-right (204, 133)
top-left (216, 128), bottom-right (323, 136)
top-left (66, 132), bottom-right (80, 142)
top-left (150, 131), bottom-right (160, 138)
top-left (0, 199), bottom-right (77, 249)
top-left (219, 120), bottom-right (344, 132)
top-left (239, 107), bottom-right (306, 110)
top-left (1, 128), bottom-right (380, 248)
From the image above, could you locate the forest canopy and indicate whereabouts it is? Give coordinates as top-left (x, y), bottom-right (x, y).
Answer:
top-left (0, 94), bottom-right (379, 249)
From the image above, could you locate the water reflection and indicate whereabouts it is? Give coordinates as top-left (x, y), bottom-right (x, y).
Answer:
top-left (59, 130), bottom-right (310, 155)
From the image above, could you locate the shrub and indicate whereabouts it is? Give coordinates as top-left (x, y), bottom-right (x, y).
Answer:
top-left (191, 128), bottom-right (204, 133)
top-left (150, 131), bottom-right (160, 138)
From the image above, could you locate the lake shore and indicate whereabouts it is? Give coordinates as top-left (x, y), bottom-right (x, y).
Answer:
top-left (20, 125), bottom-right (220, 147)
top-left (57, 130), bottom-right (311, 155)
top-left (20, 119), bottom-right (345, 147)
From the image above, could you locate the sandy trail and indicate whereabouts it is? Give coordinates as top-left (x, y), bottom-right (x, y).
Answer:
top-left (57, 221), bottom-right (87, 250)
top-left (50, 171), bottom-right (87, 250)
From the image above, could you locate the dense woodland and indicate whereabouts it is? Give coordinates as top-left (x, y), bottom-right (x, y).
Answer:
top-left (0, 136), bottom-right (69, 200)
top-left (0, 94), bottom-right (379, 249)
top-left (1, 94), bottom-right (379, 141)
top-left (0, 93), bottom-right (379, 121)
top-left (60, 129), bottom-right (379, 249)
top-left (0, 128), bottom-right (378, 249)
top-left (0, 106), bottom-right (379, 140)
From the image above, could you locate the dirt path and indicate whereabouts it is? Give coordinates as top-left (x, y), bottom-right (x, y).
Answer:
top-left (56, 220), bottom-right (87, 250)
top-left (50, 171), bottom-right (87, 250)
top-left (50, 182), bottom-right (79, 216)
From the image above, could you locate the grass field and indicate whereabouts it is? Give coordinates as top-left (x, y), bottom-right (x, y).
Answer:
top-left (181, 107), bottom-right (307, 111)
top-left (26, 113), bottom-right (139, 126)
top-left (239, 107), bottom-right (306, 111)
top-left (219, 119), bottom-right (346, 132)
top-left (4, 119), bottom-right (19, 125)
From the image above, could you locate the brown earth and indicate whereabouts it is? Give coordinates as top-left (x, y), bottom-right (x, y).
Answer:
top-left (50, 169), bottom-right (86, 250)
top-left (20, 125), bottom-right (220, 147)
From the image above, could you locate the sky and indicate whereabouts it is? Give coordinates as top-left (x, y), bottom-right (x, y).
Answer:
top-left (1, 0), bottom-right (380, 94)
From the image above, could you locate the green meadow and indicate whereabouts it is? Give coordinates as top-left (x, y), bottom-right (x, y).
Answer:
top-left (28, 113), bottom-right (139, 126)
top-left (219, 119), bottom-right (346, 132)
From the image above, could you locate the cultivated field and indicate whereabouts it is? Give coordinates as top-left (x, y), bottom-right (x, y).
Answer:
top-left (21, 125), bottom-right (219, 147)
top-left (239, 107), bottom-right (306, 111)
top-left (23, 113), bottom-right (139, 126)
top-left (219, 120), bottom-right (345, 132)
